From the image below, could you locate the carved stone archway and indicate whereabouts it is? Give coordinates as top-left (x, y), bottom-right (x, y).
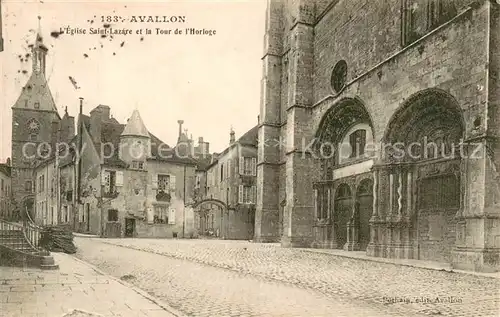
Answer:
top-left (370, 88), bottom-right (465, 262)
top-left (314, 97), bottom-right (375, 173)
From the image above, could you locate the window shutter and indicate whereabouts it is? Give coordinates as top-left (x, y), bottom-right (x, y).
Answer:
top-left (239, 157), bottom-right (244, 175)
top-left (238, 185), bottom-right (243, 204)
top-left (170, 175), bottom-right (176, 191)
top-left (116, 171), bottom-right (124, 187)
top-left (252, 185), bottom-right (256, 203)
top-left (168, 208), bottom-right (176, 224)
top-left (251, 158), bottom-right (257, 176)
top-left (151, 174), bottom-right (158, 189)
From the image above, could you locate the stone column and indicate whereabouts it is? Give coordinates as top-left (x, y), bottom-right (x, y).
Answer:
top-left (254, 0), bottom-right (283, 243)
top-left (327, 186), bottom-right (337, 248)
top-left (280, 0), bottom-right (315, 248)
top-left (400, 169), bottom-right (413, 259)
top-left (452, 139), bottom-right (500, 272)
top-left (367, 169), bottom-right (380, 256)
top-left (327, 187), bottom-right (331, 220)
top-left (314, 188), bottom-right (319, 219)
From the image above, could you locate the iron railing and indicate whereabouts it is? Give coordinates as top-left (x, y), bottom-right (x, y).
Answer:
top-left (23, 209), bottom-right (43, 250)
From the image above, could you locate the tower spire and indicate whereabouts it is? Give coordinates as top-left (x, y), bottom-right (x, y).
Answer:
top-left (32, 15), bottom-right (47, 75)
top-left (36, 15), bottom-right (43, 43)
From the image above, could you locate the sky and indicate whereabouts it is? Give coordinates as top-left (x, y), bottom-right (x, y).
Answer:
top-left (0, 0), bottom-right (267, 161)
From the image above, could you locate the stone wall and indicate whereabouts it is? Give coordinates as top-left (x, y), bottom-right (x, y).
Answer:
top-left (256, 0), bottom-right (500, 270)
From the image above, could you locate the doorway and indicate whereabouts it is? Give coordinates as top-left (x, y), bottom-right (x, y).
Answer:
top-left (356, 179), bottom-right (373, 251)
top-left (334, 184), bottom-right (352, 249)
top-left (416, 172), bottom-right (459, 263)
top-left (125, 218), bottom-right (136, 237)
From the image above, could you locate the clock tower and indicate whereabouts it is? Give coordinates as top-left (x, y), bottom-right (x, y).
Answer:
top-left (11, 24), bottom-right (61, 217)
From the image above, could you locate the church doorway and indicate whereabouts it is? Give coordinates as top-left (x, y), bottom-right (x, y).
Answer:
top-left (334, 184), bottom-right (352, 249)
top-left (416, 171), bottom-right (460, 262)
top-left (382, 88), bottom-right (465, 263)
top-left (356, 179), bottom-right (373, 251)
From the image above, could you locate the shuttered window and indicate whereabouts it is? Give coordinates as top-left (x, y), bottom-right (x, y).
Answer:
top-left (238, 185), bottom-right (256, 204)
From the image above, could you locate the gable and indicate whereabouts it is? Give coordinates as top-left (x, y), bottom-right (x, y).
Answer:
top-left (13, 72), bottom-right (59, 114)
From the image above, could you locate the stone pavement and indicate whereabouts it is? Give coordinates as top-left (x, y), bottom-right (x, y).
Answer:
top-left (75, 237), bottom-right (424, 317)
top-left (88, 238), bottom-right (500, 317)
top-left (0, 252), bottom-right (180, 317)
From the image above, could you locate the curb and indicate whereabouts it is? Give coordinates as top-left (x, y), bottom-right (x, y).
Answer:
top-left (68, 254), bottom-right (187, 317)
top-left (73, 233), bottom-right (99, 238)
top-left (297, 248), bottom-right (500, 280)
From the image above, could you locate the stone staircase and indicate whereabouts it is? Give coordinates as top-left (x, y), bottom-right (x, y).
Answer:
top-left (0, 219), bottom-right (58, 270)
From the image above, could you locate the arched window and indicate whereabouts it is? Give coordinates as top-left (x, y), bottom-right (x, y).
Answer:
top-left (402, 0), bottom-right (458, 46)
top-left (348, 129), bottom-right (367, 158)
top-left (335, 184), bottom-right (352, 200)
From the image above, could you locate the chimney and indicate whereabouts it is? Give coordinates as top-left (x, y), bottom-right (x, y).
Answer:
top-left (229, 127), bottom-right (235, 145)
top-left (66, 116), bottom-right (75, 141)
top-left (90, 105), bottom-right (110, 122)
top-left (204, 141), bottom-right (210, 155)
top-left (89, 105), bottom-right (109, 151)
top-left (177, 120), bottom-right (184, 142)
top-left (211, 153), bottom-right (219, 163)
top-left (189, 134), bottom-right (194, 157)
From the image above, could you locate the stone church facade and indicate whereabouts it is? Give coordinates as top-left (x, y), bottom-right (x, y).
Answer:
top-left (255, 0), bottom-right (500, 272)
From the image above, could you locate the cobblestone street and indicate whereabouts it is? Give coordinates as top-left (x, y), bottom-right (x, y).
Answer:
top-left (0, 252), bottom-right (177, 317)
top-left (75, 237), bottom-right (500, 317)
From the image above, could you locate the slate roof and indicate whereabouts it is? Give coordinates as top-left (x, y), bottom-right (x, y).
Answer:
top-left (99, 121), bottom-right (196, 167)
top-left (237, 125), bottom-right (258, 146)
top-left (121, 109), bottom-right (149, 138)
top-left (202, 125), bottom-right (258, 170)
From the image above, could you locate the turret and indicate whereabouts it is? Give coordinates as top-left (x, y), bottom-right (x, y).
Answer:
top-left (119, 109), bottom-right (151, 166)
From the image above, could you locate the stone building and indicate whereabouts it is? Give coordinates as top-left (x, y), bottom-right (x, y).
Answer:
top-left (33, 158), bottom-right (58, 226)
top-left (0, 160), bottom-right (12, 219)
top-left (10, 32), bottom-right (75, 222)
top-left (71, 107), bottom-right (200, 238)
top-left (256, 0), bottom-right (500, 272)
top-left (196, 126), bottom-right (258, 240)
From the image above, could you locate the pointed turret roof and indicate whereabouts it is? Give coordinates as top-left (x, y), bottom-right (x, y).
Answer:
top-left (11, 18), bottom-right (57, 114)
top-left (121, 109), bottom-right (149, 138)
